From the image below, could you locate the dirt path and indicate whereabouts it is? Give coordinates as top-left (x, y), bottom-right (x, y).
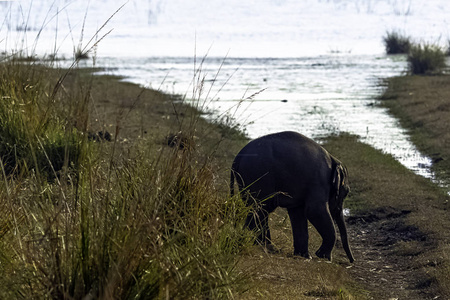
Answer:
top-left (346, 207), bottom-right (438, 299)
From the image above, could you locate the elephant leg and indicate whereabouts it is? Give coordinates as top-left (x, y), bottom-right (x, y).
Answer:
top-left (307, 204), bottom-right (336, 261)
top-left (287, 205), bottom-right (311, 259)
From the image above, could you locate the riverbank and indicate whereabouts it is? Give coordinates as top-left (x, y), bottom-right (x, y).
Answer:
top-left (72, 68), bottom-right (362, 298)
top-left (86, 71), bottom-right (450, 299)
top-left (2, 62), bottom-right (449, 298)
top-left (380, 75), bottom-right (450, 184)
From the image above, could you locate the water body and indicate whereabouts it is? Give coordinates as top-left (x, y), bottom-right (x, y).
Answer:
top-left (2, 0), bottom-right (450, 180)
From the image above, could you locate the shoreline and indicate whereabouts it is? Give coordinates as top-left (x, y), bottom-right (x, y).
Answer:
top-left (379, 74), bottom-right (450, 190)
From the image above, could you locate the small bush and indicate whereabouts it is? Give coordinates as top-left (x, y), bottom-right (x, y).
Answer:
top-left (383, 31), bottom-right (411, 54)
top-left (407, 43), bottom-right (447, 75)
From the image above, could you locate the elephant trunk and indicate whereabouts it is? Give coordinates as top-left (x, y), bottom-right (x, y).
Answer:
top-left (334, 210), bottom-right (355, 263)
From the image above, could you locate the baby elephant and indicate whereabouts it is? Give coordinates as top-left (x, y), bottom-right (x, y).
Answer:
top-left (230, 131), bottom-right (354, 263)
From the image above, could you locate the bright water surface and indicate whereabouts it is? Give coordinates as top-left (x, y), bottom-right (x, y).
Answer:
top-left (2, 0), bottom-right (450, 181)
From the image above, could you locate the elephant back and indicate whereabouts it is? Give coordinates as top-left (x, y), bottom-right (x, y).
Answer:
top-left (231, 131), bottom-right (336, 201)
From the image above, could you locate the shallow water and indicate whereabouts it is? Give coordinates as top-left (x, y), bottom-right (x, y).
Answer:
top-left (94, 54), bottom-right (433, 178)
top-left (3, 0), bottom-right (450, 182)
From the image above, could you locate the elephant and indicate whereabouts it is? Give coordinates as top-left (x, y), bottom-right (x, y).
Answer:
top-left (230, 131), bottom-right (354, 263)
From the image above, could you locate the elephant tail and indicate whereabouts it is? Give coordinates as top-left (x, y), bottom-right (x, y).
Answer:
top-left (336, 210), bottom-right (355, 263)
top-left (331, 160), bottom-right (349, 205)
top-left (331, 158), bottom-right (353, 262)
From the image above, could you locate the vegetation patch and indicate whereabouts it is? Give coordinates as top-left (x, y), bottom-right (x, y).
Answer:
top-left (0, 60), bottom-right (82, 179)
top-left (407, 43), bottom-right (447, 75)
top-left (0, 57), bottom-right (253, 299)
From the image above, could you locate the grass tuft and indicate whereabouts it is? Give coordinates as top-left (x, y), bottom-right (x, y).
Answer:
top-left (0, 58), bottom-right (82, 179)
top-left (407, 43), bottom-right (447, 75)
top-left (383, 30), bottom-right (411, 54)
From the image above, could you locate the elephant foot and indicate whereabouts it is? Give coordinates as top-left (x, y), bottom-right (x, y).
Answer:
top-left (315, 248), bottom-right (332, 261)
top-left (293, 251), bottom-right (312, 260)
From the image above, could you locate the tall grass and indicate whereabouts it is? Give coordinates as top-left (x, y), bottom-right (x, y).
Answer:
top-left (0, 53), bottom-right (252, 299)
top-left (0, 58), bottom-right (81, 179)
top-left (407, 43), bottom-right (447, 75)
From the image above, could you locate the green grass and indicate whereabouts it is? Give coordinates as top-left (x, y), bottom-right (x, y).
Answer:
top-left (0, 59), bottom-right (82, 179)
top-left (378, 75), bottom-right (450, 182)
